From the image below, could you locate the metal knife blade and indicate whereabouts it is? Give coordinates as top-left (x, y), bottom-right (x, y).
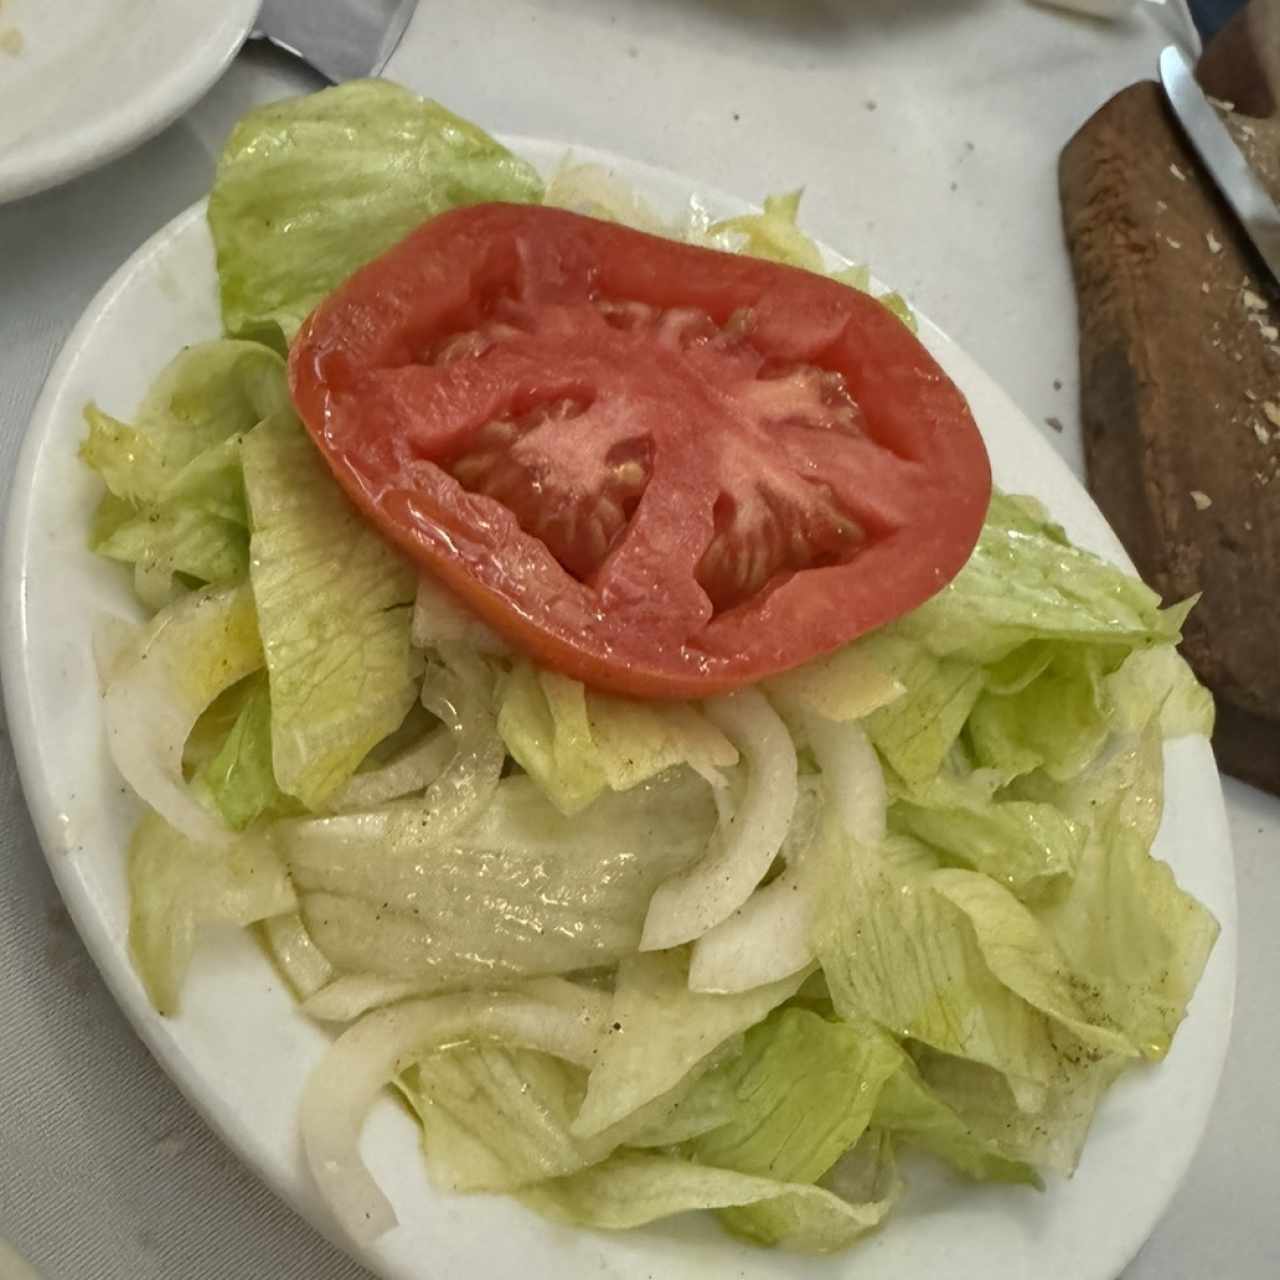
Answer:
top-left (254, 0), bottom-right (416, 84)
top-left (1159, 43), bottom-right (1280, 286)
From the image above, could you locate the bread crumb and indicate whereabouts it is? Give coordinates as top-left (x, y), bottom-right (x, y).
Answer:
top-left (0, 26), bottom-right (22, 55)
top-left (1164, 236), bottom-right (1183, 249)
top-left (1255, 421), bottom-right (1272, 445)
top-left (1245, 520), bottom-right (1254, 532)
top-left (1243, 289), bottom-right (1268, 311)
top-left (1261, 324), bottom-right (1279, 341)
top-left (1189, 490), bottom-right (1213, 510)
top-left (1263, 401), bottom-right (1280, 428)
top-left (1156, 199), bottom-right (1168, 213)
top-left (1207, 231), bottom-right (1223, 253)
top-left (1170, 163), bottom-right (1187, 181)
top-left (1201, 282), bottom-right (1211, 294)
top-left (1208, 95), bottom-right (1236, 111)
top-left (1246, 389), bottom-right (1259, 401)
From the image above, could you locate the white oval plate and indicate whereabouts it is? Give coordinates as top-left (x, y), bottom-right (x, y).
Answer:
top-left (1, 139), bottom-right (1237, 1280)
top-left (0, 0), bottom-right (257, 204)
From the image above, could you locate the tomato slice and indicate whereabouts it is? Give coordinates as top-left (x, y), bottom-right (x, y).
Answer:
top-left (289, 203), bottom-right (991, 699)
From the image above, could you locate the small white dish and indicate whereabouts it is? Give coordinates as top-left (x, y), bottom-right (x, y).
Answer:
top-left (0, 0), bottom-right (257, 204)
top-left (0, 139), bottom-right (1237, 1280)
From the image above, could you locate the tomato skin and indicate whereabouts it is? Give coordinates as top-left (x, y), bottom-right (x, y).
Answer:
top-left (290, 202), bottom-right (991, 699)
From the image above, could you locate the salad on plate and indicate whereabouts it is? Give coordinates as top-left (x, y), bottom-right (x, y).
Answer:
top-left (80, 81), bottom-right (1219, 1255)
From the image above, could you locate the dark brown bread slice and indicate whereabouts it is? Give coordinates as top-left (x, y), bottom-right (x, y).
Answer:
top-left (1060, 81), bottom-right (1280, 794)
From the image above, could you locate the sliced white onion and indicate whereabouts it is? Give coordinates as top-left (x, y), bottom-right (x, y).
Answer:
top-left (302, 974), bottom-right (434, 1023)
top-left (300, 980), bottom-right (609, 1243)
top-left (411, 573), bottom-right (509, 656)
top-left (331, 729), bottom-right (453, 812)
top-left (687, 863), bottom-right (816, 994)
top-left (640, 688), bottom-right (797, 951)
top-left (100, 584), bottom-right (262, 847)
top-left (261, 912), bottom-right (334, 1001)
top-left (284, 660), bottom-right (503, 854)
top-left (689, 719), bottom-right (886, 993)
top-left (803, 714), bottom-right (887, 847)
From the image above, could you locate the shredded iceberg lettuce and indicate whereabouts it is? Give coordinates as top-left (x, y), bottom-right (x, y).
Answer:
top-left (208, 80), bottom-right (544, 346)
top-left (79, 85), bottom-right (1221, 1261)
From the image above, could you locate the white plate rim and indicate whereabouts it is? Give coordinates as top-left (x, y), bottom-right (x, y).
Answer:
top-left (0, 0), bottom-right (257, 205)
top-left (0, 135), bottom-right (1239, 1280)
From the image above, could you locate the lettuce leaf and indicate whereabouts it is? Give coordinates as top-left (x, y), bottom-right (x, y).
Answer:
top-left (1026, 727), bottom-right (1220, 1061)
top-left (129, 811), bottom-right (296, 1015)
top-left (399, 1048), bottom-right (609, 1192)
top-left (966, 647), bottom-right (1115, 783)
top-left (912, 1046), bottom-right (1126, 1177)
top-left (705, 189), bottom-right (916, 330)
top-left (497, 659), bottom-right (738, 816)
top-left (813, 836), bottom-right (1065, 1087)
top-left (208, 79), bottom-right (544, 345)
top-left (285, 773), bottom-right (715, 988)
top-left (572, 950), bottom-right (808, 1138)
top-left (241, 410), bottom-right (419, 810)
top-left (82, 341), bottom-right (287, 505)
top-left (897, 494), bottom-right (1183, 665)
top-left (522, 1143), bottom-right (899, 1253)
top-left (889, 770), bottom-right (1084, 900)
top-left (685, 1008), bottom-right (901, 1184)
top-left (872, 1049), bottom-right (1039, 1184)
top-left (82, 341), bottom-right (288, 604)
top-left (860, 630), bottom-right (985, 785)
top-left (196, 671), bottom-right (289, 830)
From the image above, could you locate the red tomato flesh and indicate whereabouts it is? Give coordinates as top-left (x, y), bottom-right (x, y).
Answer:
top-left (289, 203), bottom-right (991, 699)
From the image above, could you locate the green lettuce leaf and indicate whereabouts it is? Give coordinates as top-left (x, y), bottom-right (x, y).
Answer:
top-left (813, 836), bottom-right (1065, 1087)
top-left (872, 1048), bottom-right (1039, 1184)
top-left (572, 950), bottom-right (809, 1138)
top-left (82, 341), bottom-right (287, 505)
top-left (522, 1143), bottom-right (899, 1253)
top-left (762, 639), bottom-right (905, 724)
top-left (399, 1048), bottom-right (610, 1192)
top-left (241, 410), bottom-right (419, 810)
top-left (196, 671), bottom-right (289, 830)
top-left (497, 659), bottom-right (738, 816)
top-left (897, 493), bottom-right (1184, 665)
top-left (82, 342), bottom-right (288, 603)
top-left (1026, 727), bottom-right (1220, 1061)
top-left (285, 773), bottom-right (715, 988)
top-left (129, 810), bottom-right (296, 1015)
top-left (685, 1008), bottom-right (901, 1184)
top-left (706, 190), bottom-right (916, 330)
top-left (497, 664), bottom-right (606, 815)
top-left (889, 770), bottom-right (1084, 900)
top-left (709, 190), bottom-right (825, 271)
top-left (208, 79), bottom-right (544, 344)
top-left (860, 630), bottom-right (985, 785)
top-left (966, 647), bottom-right (1116, 783)
top-left (912, 1046), bottom-right (1126, 1178)
top-left (1106, 644), bottom-right (1215, 739)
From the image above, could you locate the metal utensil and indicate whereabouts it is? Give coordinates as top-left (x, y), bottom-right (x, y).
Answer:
top-left (1159, 43), bottom-right (1280, 285)
top-left (252, 0), bottom-right (416, 84)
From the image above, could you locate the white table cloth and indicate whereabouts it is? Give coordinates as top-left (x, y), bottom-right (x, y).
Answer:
top-left (1, 3), bottom-right (1276, 1277)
